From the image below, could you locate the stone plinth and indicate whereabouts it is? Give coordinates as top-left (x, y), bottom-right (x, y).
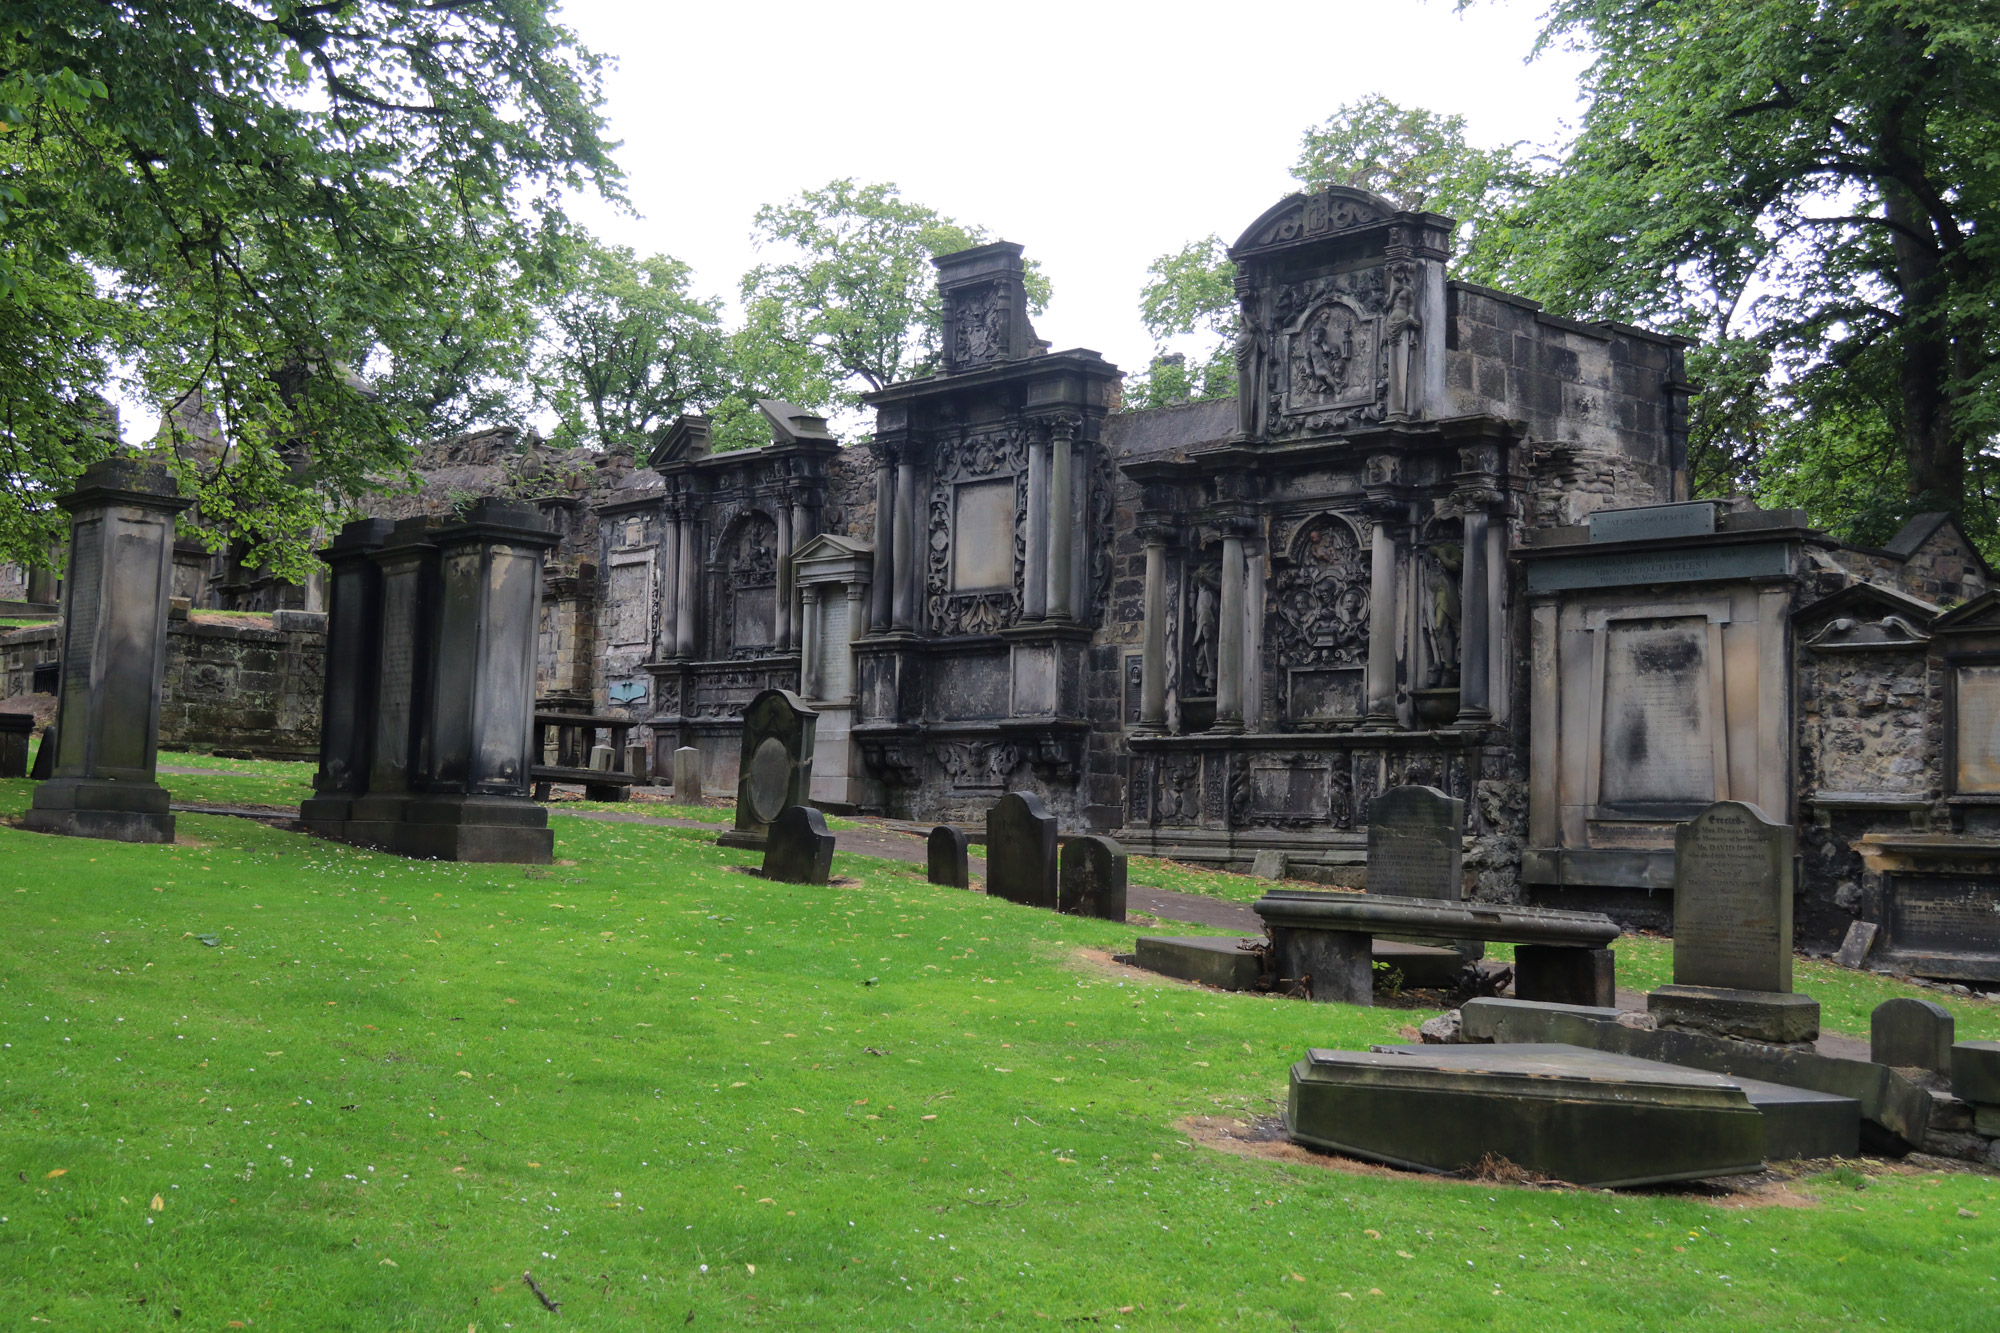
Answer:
top-left (26, 459), bottom-right (192, 844)
top-left (1648, 985), bottom-right (1821, 1045)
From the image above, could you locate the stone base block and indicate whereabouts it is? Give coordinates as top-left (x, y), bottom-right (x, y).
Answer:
top-left (1975, 1104), bottom-right (2000, 1137)
top-left (1951, 1041), bottom-right (2000, 1105)
top-left (23, 806), bottom-right (175, 843)
top-left (1271, 926), bottom-right (1372, 1005)
top-left (1287, 1044), bottom-right (1766, 1187)
top-left (716, 828), bottom-right (768, 852)
top-left (1373, 940), bottom-right (1464, 989)
top-left (1516, 945), bottom-right (1616, 1007)
top-left (310, 793), bottom-right (552, 863)
top-left (1135, 936), bottom-right (1265, 990)
top-left (1649, 985), bottom-right (1821, 1044)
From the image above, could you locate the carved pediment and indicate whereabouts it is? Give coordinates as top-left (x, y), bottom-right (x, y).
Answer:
top-left (1233, 187), bottom-right (1396, 254)
top-left (1798, 582), bottom-right (1939, 650)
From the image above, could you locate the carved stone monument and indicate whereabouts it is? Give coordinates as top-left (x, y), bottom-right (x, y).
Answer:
top-left (762, 805), bottom-right (835, 885)
top-left (927, 825), bottom-right (970, 888)
top-left (985, 791), bottom-right (1058, 910)
top-left (1648, 800), bottom-right (1820, 1042)
top-left (718, 689), bottom-right (817, 851)
top-left (26, 459), bottom-right (192, 843)
top-left (1059, 834), bottom-right (1127, 920)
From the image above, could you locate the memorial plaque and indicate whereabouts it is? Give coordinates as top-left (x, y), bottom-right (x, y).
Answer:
top-left (1365, 785), bottom-right (1463, 901)
top-left (1954, 665), bottom-right (2000, 793)
top-left (985, 791), bottom-right (1058, 910)
top-left (952, 479), bottom-right (1015, 590)
top-left (1526, 542), bottom-right (1791, 593)
top-left (607, 556), bottom-right (653, 647)
top-left (1883, 875), bottom-right (2000, 959)
top-left (1599, 618), bottom-right (1713, 810)
top-left (1588, 502), bottom-right (1717, 544)
top-left (1672, 801), bottom-right (1794, 993)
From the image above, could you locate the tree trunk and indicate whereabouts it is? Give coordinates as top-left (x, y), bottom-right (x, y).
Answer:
top-left (1879, 116), bottom-right (1962, 512)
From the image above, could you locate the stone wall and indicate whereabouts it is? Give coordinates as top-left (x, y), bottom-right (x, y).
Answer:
top-left (0, 610), bottom-right (325, 760)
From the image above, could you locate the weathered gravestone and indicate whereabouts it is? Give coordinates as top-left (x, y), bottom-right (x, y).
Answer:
top-left (26, 459), bottom-right (191, 843)
top-left (672, 746), bottom-right (702, 804)
top-left (0, 713), bottom-right (34, 779)
top-left (762, 805), bottom-right (835, 884)
top-left (1836, 920), bottom-right (1879, 970)
top-left (718, 691), bottom-right (817, 851)
top-left (1059, 834), bottom-right (1127, 920)
top-left (1871, 997), bottom-right (1954, 1073)
top-left (927, 826), bottom-right (970, 888)
top-left (1250, 849), bottom-right (1289, 881)
top-left (1648, 800), bottom-right (1820, 1043)
top-left (1366, 785), bottom-right (1464, 900)
top-left (985, 791), bottom-right (1058, 910)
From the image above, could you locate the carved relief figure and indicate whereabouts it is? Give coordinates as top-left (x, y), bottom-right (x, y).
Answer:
top-left (1302, 304), bottom-right (1361, 398)
top-left (954, 286), bottom-right (1007, 366)
top-left (1422, 541), bottom-right (1463, 687)
top-left (1384, 261), bottom-right (1421, 416)
top-left (1234, 288), bottom-right (1268, 438)
top-left (1188, 565), bottom-right (1220, 696)
top-left (1270, 517), bottom-right (1370, 667)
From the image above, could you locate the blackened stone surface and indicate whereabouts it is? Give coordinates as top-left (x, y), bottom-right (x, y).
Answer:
top-left (720, 690), bottom-right (817, 851)
top-left (927, 825), bottom-right (969, 888)
top-left (1366, 785), bottom-right (1464, 901)
top-left (1835, 920), bottom-right (1879, 969)
top-left (763, 805), bottom-right (836, 884)
top-left (985, 791), bottom-right (1058, 910)
top-left (1647, 984), bottom-right (1821, 1044)
top-left (1287, 1044), bottom-right (1766, 1186)
top-left (28, 722), bottom-right (53, 779)
top-left (1673, 801), bottom-right (1795, 992)
top-left (1951, 1041), bottom-right (2000, 1105)
top-left (1271, 927), bottom-right (1373, 1006)
top-left (1871, 997), bottom-right (1955, 1072)
top-left (1060, 834), bottom-right (1127, 920)
top-left (1514, 945), bottom-right (1615, 1007)
top-left (0, 712), bottom-right (31, 778)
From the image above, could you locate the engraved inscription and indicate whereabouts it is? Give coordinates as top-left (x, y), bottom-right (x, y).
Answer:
top-left (1886, 876), bottom-right (2000, 957)
top-left (1955, 665), bottom-right (2000, 793)
top-left (1673, 801), bottom-right (1792, 992)
top-left (1600, 618), bottom-right (1712, 809)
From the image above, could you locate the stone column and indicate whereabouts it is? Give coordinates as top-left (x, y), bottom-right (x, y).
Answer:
top-left (1457, 506), bottom-right (1493, 724)
top-left (25, 458), bottom-right (192, 843)
top-left (1365, 507), bottom-right (1401, 727)
top-left (1024, 433), bottom-right (1050, 621)
top-left (1046, 420), bottom-right (1075, 620)
top-left (870, 454), bottom-right (895, 634)
top-left (659, 508), bottom-right (682, 657)
top-left (301, 516), bottom-right (395, 830)
top-left (674, 517), bottom-right (698, 658)
top-left (775, 500), bottom-right (794, 650)
top-left (892, 458), bottom-right (919, 632)
top-left (800, 585), bottom-right (822, 700)
top-left (1137, 527), bottom-right (1168, 732)
top-left (357, 517), bottom-right (440, 809)
top-left (843, 583), bottom-right (865, 700)
top-left (1214, 525), bottom-right (1247, 733)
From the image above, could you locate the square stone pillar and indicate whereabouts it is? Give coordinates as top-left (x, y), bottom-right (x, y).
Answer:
top-left (26, 459), bottom-right (192, 843)
top-left (301, 517), bottom-right (395, 833)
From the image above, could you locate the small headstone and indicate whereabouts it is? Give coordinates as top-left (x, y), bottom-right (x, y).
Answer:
top-left (720, 690), bottom-right (817, 850)
top-left (588, 743), bottom-right (614, 772)
top-left (985, 791), bottom-right (1058, 910)
top-left (0, 713), bottom-right (33, 778)
top-left (626, 744), bottom-right (650, 784)
top-left (1871, 997), bottom-right (1955, 1072)
top-left (672, 746), bottom-right (701, 804)
top-left (761, 805), bottom-right (835, 884)
top-left (1060, 835), bottom-right (1127, 921)
top-left (1672, 800), bottom-right (1794, 992)
top-left (927, 826), bottom-right (970, 888)
top-left (1250, 849), bottom-right (1289, 881)
top-left (1835, 920), bottom-right (1879, 969)
top-left (1365, 785), bottom-right (1464, 901)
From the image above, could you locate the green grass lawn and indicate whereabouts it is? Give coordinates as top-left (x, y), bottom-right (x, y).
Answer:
top-left (1, 780), bottom-right (1996, 1330)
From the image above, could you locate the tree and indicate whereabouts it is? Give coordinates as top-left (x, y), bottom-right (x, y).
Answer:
top-left (535, 239), bottom-right (730, 452)
top-left (739, 180), bottom-right (1050, 418)
top-left (0, 1), bottom-right (617, 577)
top-left (1497, 0), bottom-right (2000, 542)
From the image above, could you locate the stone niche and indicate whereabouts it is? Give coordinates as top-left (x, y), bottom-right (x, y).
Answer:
top-left (1519, 502), bottom-right (1809, 923)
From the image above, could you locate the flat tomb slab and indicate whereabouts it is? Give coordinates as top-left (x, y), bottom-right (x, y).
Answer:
top-left (1132, 936), bottom-right (1460, 992)
top-left (1287, 1043), bottom-right (1767, 1187)
top-left (1372, 1044), bottom-right (1859, 1162)
top-left (1254, 890), bottom-right (1619, 947)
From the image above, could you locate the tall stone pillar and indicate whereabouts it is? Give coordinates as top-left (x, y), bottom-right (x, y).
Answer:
top-left (1457, 506), bottom-right (1493, 724)
top-left (870, 454), bottom-right (895, 634)
top-left (348, 517), bottom-right (441, 836)
top-left (1137, 527), bottom-right (1169, 732)
top-left (1365, 507), bottom-right (1401, 728)
top-left (674, 517), bottom-right (698, 658)
top-left (26, 458), bottom-right (192, 843)
top-left (1046, 420), bottom-right (1075, 620)
top-left (659, 509), bottom-right (682, 655)
top-left (1024, 435), bottom-right (1050, 621)
top-left (1214, 526), bottom-right (1247, 733)
top-left (301, 517), bottom-right (395, 834)
top-left (775, 501), bottom-right (794, 650)
top-left (800, 585), bottom-right (822, 700)
top-left (892, 459), bottom-right (919, 632)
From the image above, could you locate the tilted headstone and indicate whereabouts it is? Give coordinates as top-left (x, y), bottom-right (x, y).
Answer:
top-left (1872, 997), bottom-right (1955, 1072)
top-left (1671, 800), bottom-right (1794, 992)
top-left (1835, 920), bottom-right (1879, 970)
top-left (985, 791), bottom-right (1058, 910)
top-left (626, 744), bottom-right (650, 784)
top-left (588, 743), bottom-right (614, 772)
top-left (1059, 834), bottom-right (1128, 921)
top-left (1365, 785), bottom-right (1464, 901)
top-left (718, 690), bottom-right (817, 850)
top-left (672, 746), bottom-right (702, 804)
top-left (762, 804), bottom-right (835, 884)
top-left (927, 826), bottom-right (970, 888)
top-left (25, 459), bottom-right (191, 843)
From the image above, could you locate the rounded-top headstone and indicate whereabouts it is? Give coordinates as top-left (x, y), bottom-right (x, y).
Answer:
top-left (762, 804), bottom-right (836, 884)
top-left (1672, 800), bottom-right (1795, 993)
top-left (927, 826), bottom-right (970, 889)
top-left (1059, 834), bottom-right (1128, 921)
top-left (1871, 996), bottom-right (1955, 1073)
top-left (1365, 784), bottom-right (1465, 902)
top-left (985, 791), bottom-right (1058, 910)
top-left (722, 688), bottom-right (818, 848)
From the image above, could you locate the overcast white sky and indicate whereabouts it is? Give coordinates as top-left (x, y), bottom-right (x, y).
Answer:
top-left (555, 0), bottom-right (1593, 382)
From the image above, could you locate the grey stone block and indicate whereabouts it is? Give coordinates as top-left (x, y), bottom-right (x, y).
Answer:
top-left (1951, 1040), bottom-right (2000, 1105)
top-left (1133, 936), bottom-right (1263, 990)
top-left (1649, 984), bottom-right (1821, 1044)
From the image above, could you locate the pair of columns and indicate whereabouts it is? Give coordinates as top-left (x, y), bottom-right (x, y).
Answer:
top-left (868, 453), bottom-right (922, 633)
top-left (658, 497), bottom-right (814, 660)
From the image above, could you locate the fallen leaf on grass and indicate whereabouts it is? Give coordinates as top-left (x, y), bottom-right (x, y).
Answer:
top-left (1289, 1273), bottom-right (1306, 1282)
top-left (455, 1071), bottom-right (473, 1078)
top-left (380, 1258), bottom-right (398, 1267)
top-left (150, 1195), bottom-right (163, 1211)
top-left (1396, 1250), bottom-right (1414, 1259)
top-left (1363, 1229), bottom-right (1380, 1239)
top-left (44, 1169), bottom-right (65, 1179)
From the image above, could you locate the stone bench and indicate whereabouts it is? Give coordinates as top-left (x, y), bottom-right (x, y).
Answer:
top-left (1253, 889), bottom-right (1620, 1007)
top-left (531, 764), bottom-right (640, 803)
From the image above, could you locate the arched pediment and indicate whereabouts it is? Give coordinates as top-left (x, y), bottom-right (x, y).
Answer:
top-left (1231, 186), bottom-right (1398, 256)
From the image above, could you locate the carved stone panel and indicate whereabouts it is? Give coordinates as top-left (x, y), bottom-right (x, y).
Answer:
top-left (928, 428), bottom-right (1026, 636)
top-left (1599, 617), bottom-right (1715, 812)
top-left (1271, 515), bottom-right (1370, 669)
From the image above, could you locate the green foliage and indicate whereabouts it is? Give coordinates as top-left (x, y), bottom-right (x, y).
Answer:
top-left (535, 238), bottom-right (729, 452)
top-left (740, 179), bottom-right (1049, 414)
top-left (0, 0), bottom-right (617, 578)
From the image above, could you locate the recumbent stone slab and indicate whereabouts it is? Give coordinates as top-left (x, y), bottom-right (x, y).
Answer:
top-left (1059, 834), bottom-right (1127, 920)
top-left (1871, 997), bottom-right (1955, 1072)
top-left (719, 690), bottom-right (816, 851)
top-left (985, 791), bottom-right (1058, 910)
top-left (1365, 785), bottom-right (1464, 901)
top-left (761, 805), bottom-right (835, 884)
top-left (927, 825), bottom-right (970, 888)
